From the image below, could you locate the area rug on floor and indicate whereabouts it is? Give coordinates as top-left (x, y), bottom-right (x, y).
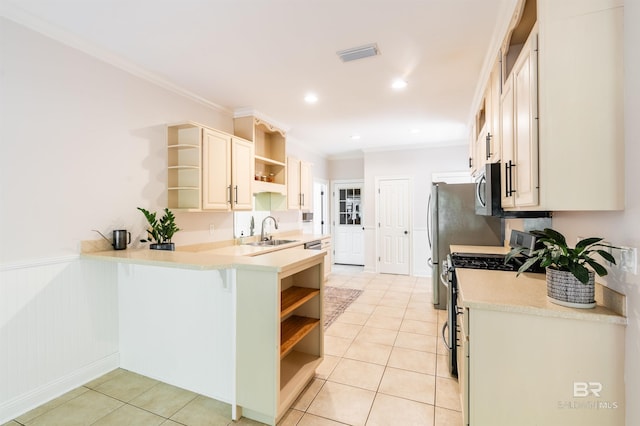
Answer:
top-left (324, 286), bottom-right (363, 329)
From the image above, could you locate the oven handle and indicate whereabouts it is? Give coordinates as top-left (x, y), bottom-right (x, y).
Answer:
top-left (476, 174), bottom-right (486, 208)
top-left (440, 265), bottom-right (449, 288)
top-left (442, 321), bottom-right (452, 350)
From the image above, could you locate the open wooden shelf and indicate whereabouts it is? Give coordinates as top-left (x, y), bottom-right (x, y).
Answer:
top-left (279, 350), bottom-right (322, 415)
top-left (255, 155), bottom-right (286, 167)
top-left (281, 287), bottom-right (319, 318)
top-left (280, 316), bottom-right (319, 359)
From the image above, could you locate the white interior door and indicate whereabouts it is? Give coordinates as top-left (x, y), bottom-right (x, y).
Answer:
top-left (333, 182), bottom-right (364, 265)
top-left (378, 178), bottom-right (410, 275)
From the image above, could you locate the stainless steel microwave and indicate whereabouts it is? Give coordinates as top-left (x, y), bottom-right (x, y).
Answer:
top-left (475, 162), bottom-right (551, 218)
top-left (475, 163), bottom-right (502, 216)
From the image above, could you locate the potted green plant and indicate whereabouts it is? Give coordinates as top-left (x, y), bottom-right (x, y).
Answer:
top-left (506, 228), bottom-right (618, 309)
top-left (137, 207), bottom-right (180, 251)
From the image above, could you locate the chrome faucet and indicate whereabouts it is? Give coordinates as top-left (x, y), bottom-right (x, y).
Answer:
top-left (261, 216), bottom-right (278, 241)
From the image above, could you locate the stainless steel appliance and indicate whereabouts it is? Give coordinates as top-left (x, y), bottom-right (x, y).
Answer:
top-left (475, 162), bottom-right (551, 218)
top-left (304, 240), bottom-right (322, 250)
top-left (443, 230), bottom-right (545, 376)
top-left (474, 162), bottom-right (502, 216)
top-left (428, 182), bottom-right (503, 309)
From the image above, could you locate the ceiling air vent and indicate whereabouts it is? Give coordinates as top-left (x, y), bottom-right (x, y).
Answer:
top-left (336, 43), bottom-right (380, 62)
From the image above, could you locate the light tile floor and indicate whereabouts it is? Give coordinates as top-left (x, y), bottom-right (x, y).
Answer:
top-left (4, 265), bottom-right (461, 426)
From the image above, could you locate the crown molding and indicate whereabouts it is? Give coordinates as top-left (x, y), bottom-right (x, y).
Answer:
top-left (0, 1), bottom-right (231, 115)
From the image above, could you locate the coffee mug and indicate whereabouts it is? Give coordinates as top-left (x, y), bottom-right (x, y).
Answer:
top-left (112, 230), bottom-right (131, 250)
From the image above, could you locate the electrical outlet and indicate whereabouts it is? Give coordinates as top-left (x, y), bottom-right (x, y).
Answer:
top-left (209, 224), bottom-right (215, 235)
top-left (619, 246), bottom-right (638, 275)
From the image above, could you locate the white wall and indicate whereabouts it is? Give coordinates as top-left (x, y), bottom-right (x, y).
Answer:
top-left (0, 17), bottom-right (235, 262)
top-left (328, 156), bottom-right (365, 181)
top-left (363, 144), bottom-right (469, 275)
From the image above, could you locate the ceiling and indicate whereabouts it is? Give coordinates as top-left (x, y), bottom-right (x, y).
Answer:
top-left (3, 0), bottom-right (512, 158)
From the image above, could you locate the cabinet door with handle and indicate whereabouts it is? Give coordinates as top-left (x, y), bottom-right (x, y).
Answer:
top-left (500, 32), bottom-right (539, 209)
top-left (512, 31), bottom-right (539, 207)
top-left (202, 128), bottom-right (232, 211)
top-left (232, 137), bottom-right (254, 210)
top-left (287, 157), bottom-right (301, 210)
top-left (300, 160), bottom-right (313, 211)
top-left (501, 75), bottom-right (516, 208)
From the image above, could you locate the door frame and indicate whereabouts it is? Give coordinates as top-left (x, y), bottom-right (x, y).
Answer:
top-left (375, 176), bottom-right (413, 275)
top-left (331, 179), bottom-right (365, 266)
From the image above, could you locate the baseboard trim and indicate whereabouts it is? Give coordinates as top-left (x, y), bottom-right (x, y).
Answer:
top-left (0, 352), bottom-right (120, 423)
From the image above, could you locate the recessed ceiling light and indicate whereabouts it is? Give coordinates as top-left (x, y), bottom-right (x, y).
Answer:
top-left (392, 79), bottom-right (408, 90)
top-left (411, 128), bottom-right (421, 134)
top-left (351, 134), bottom-right (361, 140)
top-left (304, 93), bottom-right (318, 104)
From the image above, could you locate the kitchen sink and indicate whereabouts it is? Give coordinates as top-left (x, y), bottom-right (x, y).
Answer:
top-left (245, 239), bottom-right (298, 247)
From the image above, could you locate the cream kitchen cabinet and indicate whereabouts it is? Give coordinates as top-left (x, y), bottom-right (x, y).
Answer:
top-left (494, 0), bottom-right (624, 212)
top-left (234, 115), bottom-right (287, 195)
top-left (486, 56), bottom-right (501, 164)
top-left (457, 269), bottom-right (626, 426)
top-left (236, 254), bottom-right (324, 425)
top-left (167, 123), bottom-right (203, 210)
top-left (167, 123), bottom-right (253, 212)
top-left (287, 157), bottom-right (312, 211)
top-left (470, 56), bottom-right (501, 175)
top-left (202, 128), bottom-right (254, 211)
top-left (500, 30), bottom-right (539, 208)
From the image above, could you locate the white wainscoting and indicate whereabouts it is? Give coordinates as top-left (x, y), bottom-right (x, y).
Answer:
top-left (0, 257), bottom-right (119, 423)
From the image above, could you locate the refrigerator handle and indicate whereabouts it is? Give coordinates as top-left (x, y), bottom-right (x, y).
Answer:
top-left (427, 193), bottom-right (432, 249)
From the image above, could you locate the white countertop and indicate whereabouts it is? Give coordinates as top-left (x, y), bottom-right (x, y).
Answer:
top-left (450, 244), bottom-right (626, 325)
top-left (82, 233), bottom-right (329, 272)
top-left (456, 268), bottom-right (626, 325)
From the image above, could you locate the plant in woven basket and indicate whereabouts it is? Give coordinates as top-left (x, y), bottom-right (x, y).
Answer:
top-left (505, 228), bottom-right (618, 284)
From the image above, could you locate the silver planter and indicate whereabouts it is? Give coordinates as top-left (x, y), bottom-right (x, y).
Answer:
top-left (546, 268), bottom-right (596, 309)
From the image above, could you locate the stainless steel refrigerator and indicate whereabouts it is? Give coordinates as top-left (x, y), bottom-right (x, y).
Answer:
top-left (428, 182), bottom-right (503, 309)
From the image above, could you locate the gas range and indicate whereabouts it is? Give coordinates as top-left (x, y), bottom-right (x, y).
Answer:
top-left (442, 231), bottom-right (544, 378)
top-left (449, 230), bottom-right (545, 273)
top-left (449, 251), bottom-right (545, 273)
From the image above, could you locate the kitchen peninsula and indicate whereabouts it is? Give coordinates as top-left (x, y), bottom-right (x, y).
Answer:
top-left (83, 241), bottom-right (326, 426)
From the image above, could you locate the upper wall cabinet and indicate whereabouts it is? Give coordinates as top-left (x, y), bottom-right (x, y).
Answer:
top-left (167, 123), bottom-right (254, 212)
top-left (167, 124), bottom-right (203, 210)
top-left (501, 30), bottom-right (539, 208)
top-left (234, 115), bottom-right (287, 195)
top-left (287, 157), bottom-right (313, 211)
top-left (470, 55), bottom-right (502, 175)
top-left (202, 128), bottom-right (254, 211)
top-left (481, 0), bottom-right (624, 212)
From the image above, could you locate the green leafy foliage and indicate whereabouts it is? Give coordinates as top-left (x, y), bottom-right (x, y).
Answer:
top-left (137, 207), bottom-right (180, 243)
top-left (505, 228), bottom-right (618, 284)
